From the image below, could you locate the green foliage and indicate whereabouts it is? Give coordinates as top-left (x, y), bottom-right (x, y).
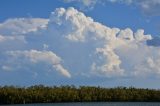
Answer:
top-left (0, 85), bottom-right (160, 104)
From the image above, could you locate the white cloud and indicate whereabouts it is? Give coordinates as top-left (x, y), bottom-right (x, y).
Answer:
top-left (64, 0), bottom-right (98, 10)
top-left (133, 48), bottom-right (160, 77)
top-left (64, 0), bottom-right (97, 6)
top-left (0, 7), bottom-right (160, 85)
top-left (0, 18), bottom-right (48, 36)
top-left (92, 45), bottom-right (125, 77)
top-left (49, 7), bottom-right (160, 78)
top-left (0, 34), bottom-right (26, 52)
top-left (108, 0), bottom-right (133, 4)
top-left (46, 7), bottom-right (160, 78)
top-left (7, 50), bottom-right (71, 78)
top-left (63, 0), bottom-right (160, 16)
top-left (134, 29), bottom-right (152, 41)
top-left (0, 18), bottom-right (49, 52)
top-left (0, 34), bottom-right (25, 42)
top-left (138, 0), bottom-right (160, 16)
top-left (108, 0), bottom-right (160, 16)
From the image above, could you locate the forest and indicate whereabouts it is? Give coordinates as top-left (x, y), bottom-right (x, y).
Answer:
top-left (0, 85), bottom-right (160, 104)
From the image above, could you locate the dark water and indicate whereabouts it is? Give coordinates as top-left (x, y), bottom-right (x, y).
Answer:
top-left (2, 103), bottom-right (160, 106)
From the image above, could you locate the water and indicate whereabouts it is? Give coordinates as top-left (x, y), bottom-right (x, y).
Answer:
top-left (2, 102), bottom-right (160, 106)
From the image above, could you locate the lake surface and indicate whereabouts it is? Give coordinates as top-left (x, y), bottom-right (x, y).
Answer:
top-left (2, 102), bottom-right (160, 106)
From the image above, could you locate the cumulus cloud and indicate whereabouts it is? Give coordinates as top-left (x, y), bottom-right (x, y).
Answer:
top-left (0, 18), bottom-right (48, 36)
top-left (47, 7), bottom-right (160, 78)
top-left (0, 18), bottom-right (48, 51)
top-left (92, 45), bottom-right (125, 77)
top-left (0, 7), bottom-right (160, 85)
top-left (134, 50), bottom-right (160, 77)
top-left (6, 50), bottom-right (71, 78)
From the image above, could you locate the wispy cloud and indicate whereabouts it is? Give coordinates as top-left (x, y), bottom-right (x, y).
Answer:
top-left (63, 0), bottom-right (99, 10)
top-left (63, 0), bottom-right (160, 16)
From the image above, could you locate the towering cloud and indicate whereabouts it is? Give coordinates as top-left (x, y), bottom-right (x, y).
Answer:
top-left (0, 7), bottom-right (160, 85)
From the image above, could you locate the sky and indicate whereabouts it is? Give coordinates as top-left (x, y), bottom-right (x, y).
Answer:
top-left (0, 0), bottom-right (160, 88)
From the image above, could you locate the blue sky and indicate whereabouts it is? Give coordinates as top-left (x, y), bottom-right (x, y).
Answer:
top-left (0, 0), bottom-right (160, 88)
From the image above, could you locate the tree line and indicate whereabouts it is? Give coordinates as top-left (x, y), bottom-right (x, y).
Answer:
top-left (0, 85), bottom-right (160, 104)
